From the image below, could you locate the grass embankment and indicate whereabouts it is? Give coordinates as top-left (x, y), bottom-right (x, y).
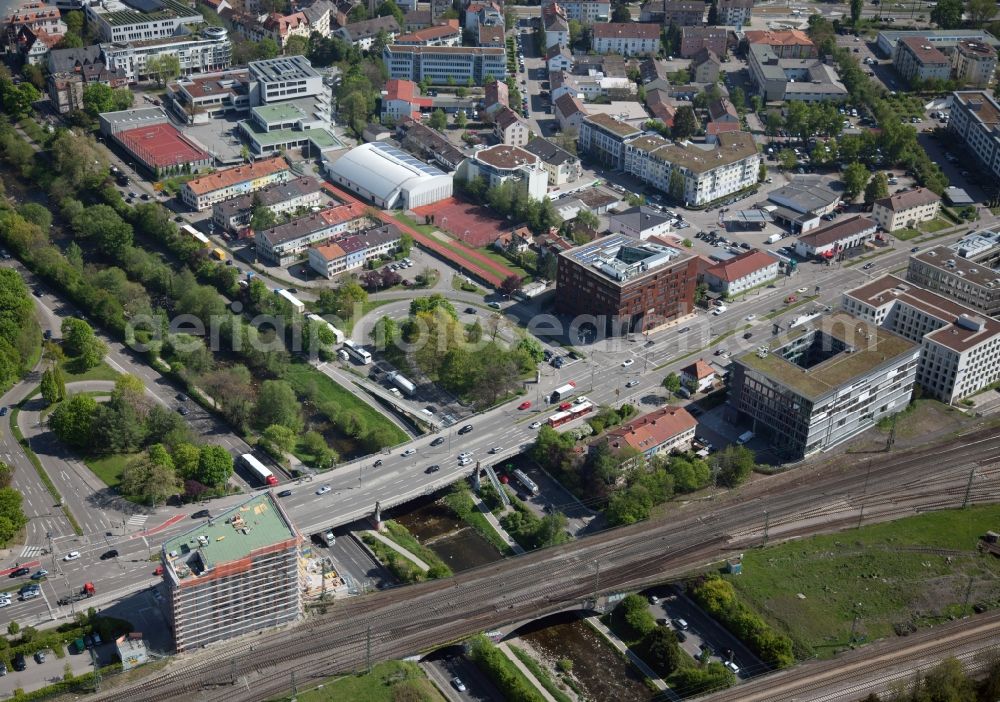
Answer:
top-left (60, 358), bottom-right (119, 383)
top-left (730, 504), bottom-right (1000, 659)
top-left (469, 634), bottom-right (546, 702)
top-left (380, 521), bottom-right (452, 575)
top-left (509, 645), bottom-right (573, 702)
top-left (289, 661), bottom-right (444, 702)
top-left (362, 520), bottom-right (451, 584)
top-left (443, 486), bottom-right (514, 556)
top-left (83, 452), bottom-right (138, 489)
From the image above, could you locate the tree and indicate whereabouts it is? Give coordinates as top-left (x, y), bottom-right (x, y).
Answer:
top-left (144, 54), bottom-right (181, 86)
top-left (454, 109), bottom-right (467, 128)
top-left (967, 0), bottom-right (998, 26)
top-left (707, 0), bottom-right (718, 24)
top-left (429, 108), bottom-right (448, 130)
top-left (0, 461), bottom-right (12, 489)
top-left (668, 170), bottom-right (685, 203)
top-left (850, 0), bottom-right (863, 24)
top-left (0, 487), bottom-right (27, 546)
top-left (672, 106), bottom-right (698, 139)
top-left (40, 369), bottom-right (62, 406)
top-left (301, 430), bottom-right (337, 469)
top-left (73, 204), bottom-right (133, 259)
top-left (842, 161), bottom-right (870, 200)
top-left (864, 171), bottom-right (889, 207)
top-left (0, 80), bottom-right (40, 119)
top-left (49, 394), bottom-right (98, 449)
top-left (758, 162), bottom-right (768, 183)
top-left (730, 87), bottom-right (746, 113)
top-left (172, 443), bottom-right (201, 478)
top-left (82, 83), bottom-right (117, 117)
top-left (120, 446), bottom-right (180, 505)
top-left (499, 274), bottom-right (521, 297)
top-left (713, 445), bottom-right (755, 487)
top-left (250, 194), bottom-right (277, 231)
top-left (61, 318), bottom-right (93, 356)
top-left (255, 380), bottom-right (302, 432)
top-left (662, 372), bottom-right (681, 396)
top-left (615, 594), bottom-right (656, 640)
top-left (646, 627), bottom-right (683, 677)
top-left (612, 4), bottom-right (632, 21)
top-left (284, 34), bottom-right (309, 57)
top-left (195, 444), bottom-right (233, 487)
top-left (931, 0), bottom-right (963, 27)
top-left (376, 0), bottom-right (405, 25)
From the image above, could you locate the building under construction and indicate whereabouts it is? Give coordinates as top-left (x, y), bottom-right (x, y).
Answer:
top-left (161, 493), bottom-right (303, 652)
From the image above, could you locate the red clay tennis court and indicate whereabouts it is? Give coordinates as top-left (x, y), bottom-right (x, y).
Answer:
top-left (412, 197), bottom-right (509, 249)
top-left (115, 123), bottom-right (210, 170)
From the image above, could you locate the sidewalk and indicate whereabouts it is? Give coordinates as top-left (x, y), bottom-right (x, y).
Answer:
top-left (363, 529), bottom-right (429, 571)
top-left (471, 494), bottom-right (525, 555)
top-left (585, 617), bottom-right (677, 698)
top-left (497, 641), bottom-right (558, 702)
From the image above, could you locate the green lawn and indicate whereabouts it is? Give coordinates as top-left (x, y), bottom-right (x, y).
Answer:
top-left (392, 212), bottom-right (437, 236)
top-left (83, 452), bottom-right (139, 489)
top-left (475, 246), bottom-right (533, 283)
top-left (290, 661), bottom-right (445, 702)
top-left (282, 363), bottom-right (408, 446)
top-left (891, 228), bottom-right (922, 241)
top-left (730, 504), bottom-right (1000, 659)
top-left (918, 217), bottom-right (951, 233)
top-left (340, 298), bottom-right (396, 336)
top-left (451, 276), bottom-right (483, 295)
top-left (61, 358), bottom-right (119, 383)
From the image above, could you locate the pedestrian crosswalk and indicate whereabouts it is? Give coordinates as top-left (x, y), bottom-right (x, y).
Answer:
top-left (126, 514), bottom-right (148, 528)
top-left (19, 545), bottom-right (44, 558)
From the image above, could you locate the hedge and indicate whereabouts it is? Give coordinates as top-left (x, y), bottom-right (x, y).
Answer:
top-left (10, 663), bottom-right (122, 701)
top-left (469, 635), bottom-right (545, 702)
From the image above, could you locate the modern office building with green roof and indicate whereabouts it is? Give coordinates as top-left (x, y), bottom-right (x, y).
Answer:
top-left (727, 312), bottom-right (920, 460)
top-left (161, 492), bottom-right (302, 652)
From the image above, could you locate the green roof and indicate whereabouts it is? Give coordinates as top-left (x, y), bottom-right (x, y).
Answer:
top-left (253, 103), bottom-right (307, 125)
top-left (241, 120), bottom-right (343, 150)
top-left (162, 493), bottom-right (296, 580)
top-left (736, 312), bottom-right (918, 400)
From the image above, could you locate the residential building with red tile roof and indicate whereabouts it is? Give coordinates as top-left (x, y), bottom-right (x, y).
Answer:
top-left (598, 406), bottom-right (698, 466)
top-left (744, 29), bottom-right (817, 58)
top-left (181, 157), bottom-right (292, 211)
top-left (702, 249), bottom-right (780, 294)
top-left (681, 359), bottom-right (717, 392)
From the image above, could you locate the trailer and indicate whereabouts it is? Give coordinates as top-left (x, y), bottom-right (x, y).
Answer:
top-left (306, 314), bottom-right (345, 344)
top-left (274, 288), bottom-right (305, 314)
top-left (386, 371), bottom-right (416, 396)
top-left (57, 582), bottom-right (95, 607)
top-left (241, 453), bottom-right (279, 486)
top-left (549, 382), bottom-right (577, 404)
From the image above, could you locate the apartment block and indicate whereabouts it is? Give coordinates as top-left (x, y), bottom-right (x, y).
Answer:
top-left (905, 231), bottom-right (1000, 316)
top-left (181, 156), bottom-right (291, 211)
top-left (555, 234), bottom-right (698, 334)
top-left (162, 493), bottom-right (302, 652)
top-left (462, 144), bottom-right (548, 201)
top-left (544, 0), bottom-right (611, 22)
top-left (728, 312), bottom-right (920, 458)
top-left (702, 248), bottom-right (779, 295)
top-left (680, 27), bottom-right (728, 59)
top-left (715, 0), bottom-right (752, 26)
top-left (522, 137), bottom-right (581, 186)
top-left (307, 224), bottom-right (402, 278)
top-left (640, 0), bottom-right (704, 26)
top-left (894, 36), bottom-right (951, 84)
top-left (951, 40), bottom-right (997, 88)
top-left (494, 106), bottom-right (530, 147)
top-left (212, 175), bottom-right (323, 234)
top-left (85, 0), bottom-right (202, 43)
top-left (102, 26), bottom-right (232, 83)
top-left (591, 23), bottom-right (661, 56)
top-left (383, 44), bottom-right (506, 85)
top-left (748, 43), bottom-right (848, 102)
top-left (947, 90), bottom-right (1000, 181)
top-left (843, 275), bottom-right (1000, 403)
top-left (743, 29), bottom-right (816, 58)
top-left (870, 187), bottom-right (941, 232)
top-left (256, 202), bottom-right (369, 265)
top-left (578, 113), bottom-right (643, 168)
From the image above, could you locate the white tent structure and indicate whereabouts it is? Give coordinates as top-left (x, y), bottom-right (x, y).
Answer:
top-left (325, 142), bottom-right (453, 209)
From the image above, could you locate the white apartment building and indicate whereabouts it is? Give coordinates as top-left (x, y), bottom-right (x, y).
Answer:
top-left (591, 22), bottom-right (660, 56)
top-left (103, 27), bottom-right (232, 83)
top-left (307, 224), bottom-right (401, 278)
top-left (463, 144), bottom-right (548, 201)
top-left (843, 275), bottom-right (1000, 404)
top-left (870, 187), bottom-right (941, 232)
top-left (247, 55), bottom-right (325, 107)
top-left (494, 106), bottom-right (530, 147)
top-left (544, 0), bottom-right (611, 22)
top-left (383, 44), bottom-right (506, 85)
top-left (907, 243), bottom-right (1000, 317)
top-left (894, 36), bottom-right (952, 84)
top-left (952, 39), bottom-right (998, 88)
top-left (86, 0), bottom-right (203, 43)
top-left (702, 249), bottom-right (780, 295)
top-left (578, 113), bottom-right (643, 168)
top-left (522, 137), bottom-right (581, 185)
top-left (620, 129), bottom-right (761, 206)
top-left (948, 90), bottom-right (1000, 182)
top-left (716, 0), bottom-right (752, 26)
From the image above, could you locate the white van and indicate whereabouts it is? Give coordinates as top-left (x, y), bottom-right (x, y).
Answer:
top-left (736, 431), bottom-right (755, 445)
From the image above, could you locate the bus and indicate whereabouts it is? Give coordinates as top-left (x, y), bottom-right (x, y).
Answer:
top-left (241, 453), bottom-right (279, 487)
top-left (512, 469), bottom-right (539, 495)
top-left (546, 401), bottom-right (594, 428)
top-left (181, 224), bottom-right (210, 247)
top-left (549, 382), bottom-right (577, 404)
top-left (343, 339), bottom-right (372, 365)
top-left (306, 314), bottom-right (345, 344)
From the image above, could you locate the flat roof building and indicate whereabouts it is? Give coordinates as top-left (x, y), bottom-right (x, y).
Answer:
top-left (162, 493), bottom-right (302, 652)
top-left (748, 43), bottom-right (848, 102)
top-left (843, 275), bottom-right (1000, 403)
top-left (463, 143), bottom-right (549, 201)
top-left (876, 29), bottom-right (1000, 59)
top-left (555, 233), bottom-right (698, 333)
top-left (383, 44), bottom-right (506, 85)
top-left (325, 142), bottom-right (453, 209)
top-left (906, 243), bottom-right (1000, 317)
top-left (952, 39), bottom-right (998, 89)
top-left (895, 36), bottom-right (951, 85)
top-left (728, 312), bottom-right (920, 458)
top-left (948, 90), bottom-right (1000, 182)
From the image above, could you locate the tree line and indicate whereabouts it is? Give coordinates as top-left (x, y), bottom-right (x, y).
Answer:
top-left (0, 268), bottom-right (41, 394)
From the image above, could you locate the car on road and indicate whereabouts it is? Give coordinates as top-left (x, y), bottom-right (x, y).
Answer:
top-left (430, 437), bottom-right (446, 447)
top-left (0, 407), bottom-right (7, 417)
top-left (649, 594), bottom-right (659, 604)
top-left (671, 618), bottom-right (689, 630)
top-left (176, 393), bottom-right (188, 402)
top-left (743, 331), bottom-right (753, 340)
top-left (784, 295), bottom-right (797, 303)
top-left (402, 448), bottom-right (416, 456)
top-left (626, 379), bottom-right (640, 388)
top-left (621, 359), bottom-right (634, 367)
top-left (277, 489), bottom-right (292, 498)
top-left (374, 459), bottom-right (383, 467)
top-left (678, 326), bottom-right (690, 333)
top-left (315, 485), bottom-right (331, 495)
top-left (488, 301), bottom-right (501, 309)
top-left (863, 262), bottom-right (875, 270)
top-left (464, 307), bottom-right (477, 314)
top-left (177, 406), bottom-right (190, 416)
top-left (458, 424), bottom-right (474, 434)
top-left (489, 446), bottom-right (503, 454)
top-left (12, 654), bottom-right (25, 672)
top-left (529, 421), bottom-right (542, 429)
top-left (797, 287), bottom-right (808, 293)
top-left (518, 401), bottom-right (532, 410)
top-left (911, 246), bottom-right (920, 253)
top-left (9, 567), bottom-right (29, 578)
top-left (191, 509), bottom-right (210, 519)
top-left (174, 215), bottom-right (184, 222)
top-left (424, 464), bottom-right (440, 474)
top-left (30, 569), bottom-right (48, 580)
top-left (458, 451), bottom-right (472, 461)
top-left (724, 661), bottom-right (740, 675)
top-left (451, 677), bottom-right (467, 692)
top-left (34, 650), bottom-right (46, 664)
top-left (745, 314), bottom-right (756, 321)
top-left (63, 551), bottom-right (80, 561)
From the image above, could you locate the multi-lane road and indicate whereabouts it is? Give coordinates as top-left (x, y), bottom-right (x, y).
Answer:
top-left (92, 426), bottom-right (1000, 701)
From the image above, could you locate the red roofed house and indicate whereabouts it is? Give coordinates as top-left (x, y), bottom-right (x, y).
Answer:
top-left (484, 79), bottom-right (509, 116)
top-left (393, 21), bottom-right (461, 46)
top-left (599, 406), bottom-right (698, 467)
top-left (743, 29), bottom-right (816, 58)
top-left (381, 78), bottom-right (432, 122)
top-left (645, 88), bottom-right (676, 127)
top-left (494, 226), bottom-right (533, 255)
top-left (262, 12), bottom-right (311, 48)
top-left (702, 248), bottom-right (780, 295)
top-left (705, 120), bottom-right (742, 142)
top-left (592, 22), bottom-right (660, 56)
top-left (680, 359), bottom-right (717, 393)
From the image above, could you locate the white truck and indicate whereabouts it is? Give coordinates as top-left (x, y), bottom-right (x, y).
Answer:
top-left (766, 233), bottom-right (782, 245)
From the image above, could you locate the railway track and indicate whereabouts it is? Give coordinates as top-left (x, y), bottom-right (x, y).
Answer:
top-left (93, 429), bottom-right (1000, 701)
